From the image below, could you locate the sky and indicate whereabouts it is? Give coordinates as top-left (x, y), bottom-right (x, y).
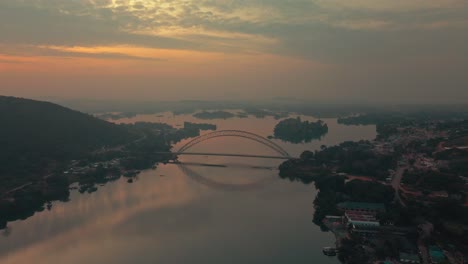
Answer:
top-left (0, 0), bottom-right (467, 103)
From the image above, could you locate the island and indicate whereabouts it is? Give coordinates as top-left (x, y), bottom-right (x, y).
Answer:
top-left (183, 121), bottom-right (216, 131)
top-left (193, 110), bottom-right (235, 120)
top-left (273, 117), bottom-right (328, 143)
top-left (241, 108), bottom-right (289, 119)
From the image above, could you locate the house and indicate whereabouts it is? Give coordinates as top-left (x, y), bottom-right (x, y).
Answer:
top-left (429, 246), bottom-right (446, 264)
top-left (345, 210), bottom-right (380, 228)
top-left (399, 252), bottom-right (421, 263)
top-left (337, 202), bottom-right (386, 213)
top-left (349, 224), bottom-right (380, 237)
top-left (350, 225), bottom-right (416, 238)
top-left (428, 191), bottom-right (449, 199)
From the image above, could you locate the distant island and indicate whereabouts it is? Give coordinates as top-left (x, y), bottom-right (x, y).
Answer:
top-left (95, 112), bottom-right (137, 120)
top-left (273, 117), bottom-right (328, 143)
top-left (192, 108), bottom-right (289, 120)
top-left (193, 111), bottom-right (235, 120)
top-left (241, 108), bottom-right (289, 119)
top-left (183, 122), bottom-right (216, 131)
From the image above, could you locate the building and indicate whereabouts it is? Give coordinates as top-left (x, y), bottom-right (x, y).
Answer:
top-left (337, 202), bottom-right (386, 213)
top-left (429, 246), bottom-right (446, 264)
top-left (399, 252), bottom-right (421, 263)
top-left (345, 210), bottom-right (380, 228)
top-left (349, 225), bottom-right (380, 237)
top-left (428, 191), bottom-right (449, 199)
top-left (343, 209), bottom-right (381, 237)
top-left (350, 225), bottom-right (416, 238)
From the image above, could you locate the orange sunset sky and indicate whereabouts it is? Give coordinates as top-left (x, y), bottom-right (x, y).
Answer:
top-left (0, 0), bottom-right (467, 102)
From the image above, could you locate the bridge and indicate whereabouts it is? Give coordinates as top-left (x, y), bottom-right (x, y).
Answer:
top-left (159, 152), bottom-right (291, 160)
top-left (161, 130), bottom-right (291, 192)
top-left (157, 130), bottom-right (296, 160)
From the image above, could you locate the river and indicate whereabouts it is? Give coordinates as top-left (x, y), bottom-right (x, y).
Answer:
top-left (0, 113), bottom-right (376, 264)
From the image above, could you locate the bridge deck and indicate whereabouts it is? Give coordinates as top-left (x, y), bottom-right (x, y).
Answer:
top-left (156, 152), bottom-right (293, 160)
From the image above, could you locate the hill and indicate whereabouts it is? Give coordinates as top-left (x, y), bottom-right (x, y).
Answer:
top-left (0, 96), bottom-right (135, 186)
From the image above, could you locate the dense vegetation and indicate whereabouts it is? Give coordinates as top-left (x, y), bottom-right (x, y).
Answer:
top-left (273, 117), bottom-right (328, 143)
top-left (312, 175), bottom-right (395, 225)
top-left (344, 180), bottom-right (395, 203)
top-left (338, 112), bottom-right (468, 140)
top-left (279, 141), bottom-right (396, 228)
top-left (0, 96), bottom-right (136, 191)
top-left (338, 111), bottom-right (468, 127)
top-left (193, 111), bottom-right (235, 119)
top-left (241, 108), bottom-right (288, 119)
top-left (183, 122), bottom-right (216, 131)
top-left (402, 170), bottom-right (465, 194)
top-left (280, 141), bottom-right (395, 181)
top-left (0, 98), bottom-right (221, 229)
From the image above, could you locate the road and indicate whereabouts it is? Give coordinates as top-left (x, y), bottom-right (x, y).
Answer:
top-left (418, 237), bottom-right (430, 264)
top-left (2, 182), bottom-right (33, 197)
top-left (157, 152), bottom-right (293, 160)
top-left (391, 166), bottom-right (408, 207)
top-left (2, 173), bottom-right (53, 198)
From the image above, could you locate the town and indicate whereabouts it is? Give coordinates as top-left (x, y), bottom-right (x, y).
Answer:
top-left (280, 117), bottom-right (468, 264)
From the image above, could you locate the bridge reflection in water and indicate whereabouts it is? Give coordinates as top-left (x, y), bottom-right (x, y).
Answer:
top-left (164, 130), bottom-right (290, 191)
top-left (175, 163), bottom-right (279, 192)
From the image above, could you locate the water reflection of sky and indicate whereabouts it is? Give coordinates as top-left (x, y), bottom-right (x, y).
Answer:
top-left (0, 115), bottom-right (375, 264)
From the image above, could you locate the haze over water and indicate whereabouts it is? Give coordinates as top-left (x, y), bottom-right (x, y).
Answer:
top-left (0, 114), bottom-right (376, 264)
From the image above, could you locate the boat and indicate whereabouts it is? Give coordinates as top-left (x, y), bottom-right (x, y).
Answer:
top-left (322, 247), bottom-right (337, 256)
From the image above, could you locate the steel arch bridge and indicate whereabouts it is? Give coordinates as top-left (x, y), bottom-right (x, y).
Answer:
top-left (175, 130), bottom-right (292, 159)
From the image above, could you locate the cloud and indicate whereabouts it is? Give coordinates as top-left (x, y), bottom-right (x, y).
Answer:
top-left (0, 1), bottom-right (193, 49)
top-left (37, 45), bottom-right (166, 61)
top-left (0, 0), bottom-right (467, 102)
top-left (2, 0), bottom-right (466, 55)
top-left (0, 0), bottom-right (466, 64)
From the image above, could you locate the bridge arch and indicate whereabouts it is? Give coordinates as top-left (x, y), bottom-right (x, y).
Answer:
top-left (177, 130), bottom-right (291, 158)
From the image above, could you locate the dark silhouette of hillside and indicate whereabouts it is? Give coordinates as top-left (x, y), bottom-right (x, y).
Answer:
top-left (0, 96), bottom-right (135, 184)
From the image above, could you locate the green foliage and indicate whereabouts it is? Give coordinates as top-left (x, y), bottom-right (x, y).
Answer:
top-left (241, 108), bottom-right (288, 119)
top-left (274, 117), bottom-right (328, 143)
top-left (314, 141), bottom-right (395, 179)
top-left (0, 96), bottom-right (135, 191)
top-left (338, 237), bottom-right (370, 264)
top-left (278, 159), bottom-right (331, 184)
top-left (433, 201), bottom-right (468, 226)
top-left (402, 170), bottom-right (465, 193)
top-left (344, 180), bottom-right (395, 204)
top-left (0, 98), bottom-right (175, 228)
top-left (313, 190), bottom-right (341, 226)
top-left (193, 111), bottom-right (235, 119)
top-left (183, 122), bottom-right (216, 131)
top-left (314, 174), bottom-right (345, 192)
top-left (299, 150), bottom-right (315, 160)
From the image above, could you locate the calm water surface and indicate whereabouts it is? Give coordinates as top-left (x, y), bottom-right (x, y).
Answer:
top-left (0, 114), bottom-right (376, 264)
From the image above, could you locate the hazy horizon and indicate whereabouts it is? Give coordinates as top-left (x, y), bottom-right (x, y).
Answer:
top-left (1, 0), bottom-right (467, 103)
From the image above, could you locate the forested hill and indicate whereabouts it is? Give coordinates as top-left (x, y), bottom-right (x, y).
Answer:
top-left (0, 96), bottom-right (134, 176)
